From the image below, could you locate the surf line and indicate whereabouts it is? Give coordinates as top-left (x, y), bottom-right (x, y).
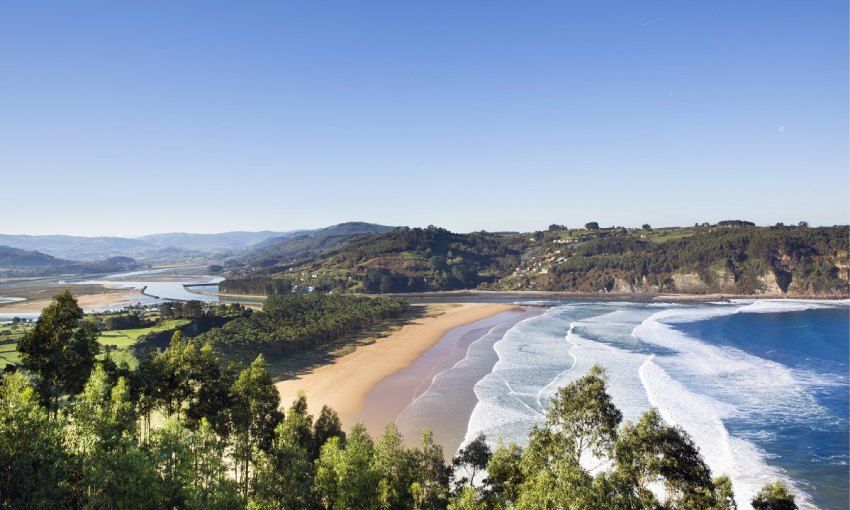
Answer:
top-left (535, 320), bottom-right (580, 411)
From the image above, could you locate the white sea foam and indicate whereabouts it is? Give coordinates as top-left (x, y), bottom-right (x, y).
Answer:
top-left (633, 304), bottom-right (826, 509)
top-left (639, 357), bottom-right (793, 508)
top-left (461, 300), bottom-right (844, 509)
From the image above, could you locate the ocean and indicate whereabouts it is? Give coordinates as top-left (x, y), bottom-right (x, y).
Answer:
top-left (418, 299), bottom-right (848, 509)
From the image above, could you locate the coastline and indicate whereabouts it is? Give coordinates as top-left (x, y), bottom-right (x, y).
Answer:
top-left (274, 302), bottom-right (514, 427)
top-left (217, 289), bottom-right (849, 304)
top-left (381, 289), bottom-right (849, 303)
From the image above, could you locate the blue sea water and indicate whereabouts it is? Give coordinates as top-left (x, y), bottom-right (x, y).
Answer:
top-left (456, 300), bottom-right (849, 510)
top-left (675, 308), bottom-right (849, 509)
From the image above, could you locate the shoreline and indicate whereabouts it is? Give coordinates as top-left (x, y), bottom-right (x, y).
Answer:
top-left (367, 307), bottom-right (542, 455)
top-left (0, 287), bottom-right (142, 314)
top-left (381, 289), bottom-right (849, 303)
top-left (218, 289), bottom-right (849, 304)
top-left (274, 302), bottom-right (514, 427)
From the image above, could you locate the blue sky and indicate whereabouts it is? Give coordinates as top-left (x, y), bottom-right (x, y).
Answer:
top-left (1, 1), bottom-right (847, 236)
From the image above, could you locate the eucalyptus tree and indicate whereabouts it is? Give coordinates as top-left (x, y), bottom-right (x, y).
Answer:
top-left (485, 440), bottom-right (524, 505)
top-left (613, 409), bottom-right (715, 509)
top-left (229, 354), bottom-right (283, 500)
top-left (373, 422), bottom-right (417, 510)
top-left (545, 364), bottom-right (622, 465)
top-left (148, 418), bottom-right (240, 510)
top-left (0, 372), bottom-right (69, 509)
top-left (18, 289), bottom-right (100, 414)
top-left (315, 423), bottom-right (379, 510)
top-left (452, 434), bottom-right (491, 488)
top-left (250, 415), bottom-right (319, 510)
top-left (69, 365), bottom-right (162, 510)
top-left (313, 404), bottom-right (345, 460)
top-left (447, 486), bottom-right (486, 510)
top-left (411, 429), bottom-right (451, 510)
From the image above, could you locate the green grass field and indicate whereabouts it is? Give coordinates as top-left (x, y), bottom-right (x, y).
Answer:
top-left (97, 319), bottom-right (190, 368)
top-left (0, 319), bottom-right (190, 370)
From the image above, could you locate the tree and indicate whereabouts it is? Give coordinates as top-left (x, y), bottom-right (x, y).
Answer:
top-left (230, 355), bottom-right (283, 499)
top-left (313, 405), bottom-right (345, 460)
top-left (183, 300), bottom-right (205, 319)
top-left (513, 455), bottom-right (601, 510)
top-left (283, 393), bottom-right (315, 455)
top-left (411, 429), bottom-right (450, 510)
top-left (751, 481), bottom-right (797, 510)
top-left (585, 222), bottom-right (600, 230)
top-left (447, 486), bottom-right (486, 510)
top-left (486, 440), bottom-right (524, 505)
top-left (374, 422), bottom-right (417, 509)
top-left (154, 332), bottom-right (196, 419)
top-left (249, 419), bottom-right (317, 510)
top-left (69, 366), bottom-right (137, 451)
top-left (70, 366), bottom-right (163, 509)
top-left (187, 419), bottom-right (242, 510)
top-left (184, 343), bottom-right (236, 436)
top-left (133, 353), bottom-right (164, 442)
top-left (545, 365), bottom-right (622, 464)
top-left (160, 302), bottom-right (175, 319)
top-left (148, 418), bottom-right (240, 510)
top-left (18, 289), bottom-right (100, 414)
top-left (614, 408), bottom-right (714, 508)
top-left (642, 224), bottom-right (652, 231)
top-left (148, 418), bottom-right (194, 508)
top-left (713, 475), bottom-right (737, 510)
top-left (0, 373), bottom-right (69, 509)
top-left (314, 423), bottom-right (379, 510)
top-left (452, 434), bottom-right (491, 488)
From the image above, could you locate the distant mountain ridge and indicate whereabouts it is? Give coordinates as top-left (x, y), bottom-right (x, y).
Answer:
top-left (0, 245), bottom-right (139, 277)
top-left (0, 234), bottom-right (152, 261)
top-left (0, 230), bottom-right (304, 261)
top-left (232, 222), bottom-right (396, 269)
top-left (135, 230), bottom-right (305, 253)
top-left (0, 224), bottom-right (393, 267)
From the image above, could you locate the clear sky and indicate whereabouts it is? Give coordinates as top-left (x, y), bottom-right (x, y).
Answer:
top-left (1, 1), bottom-right (847, 236)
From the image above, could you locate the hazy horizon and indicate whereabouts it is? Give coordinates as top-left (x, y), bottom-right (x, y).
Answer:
top-left (0, 217), bottom-right (845, 239)
top-left (1, 1), bottom-right (847, 236)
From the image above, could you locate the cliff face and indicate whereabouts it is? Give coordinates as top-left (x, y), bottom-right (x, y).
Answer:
top-left (534, 227), bottom-right (849, 297)
top-left (671, 272), bottom-right (707, 294)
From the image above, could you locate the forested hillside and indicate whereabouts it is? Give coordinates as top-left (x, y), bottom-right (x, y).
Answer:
top-left (222, 223), bottom-right (849, 296)
top-left (531, 225), bottom-right (849, 295)
top-left (198, 293), bottom-right (410, 361)
top-left (230, 222), bottom-right (395, 270)
top-left (262, 226), bottom-right (529, 293)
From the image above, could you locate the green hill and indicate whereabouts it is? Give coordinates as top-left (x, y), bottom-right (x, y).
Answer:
top-left (0, 245), bottom-right (139, 277)
top-left (223, 223), bottom-right (849, 297)
top-left (230, 222), bottom-right (396, 270)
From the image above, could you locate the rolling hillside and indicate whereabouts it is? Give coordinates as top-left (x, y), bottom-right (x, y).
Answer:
top-left (231, 222), bottom-right (396, 269)
top-left (222, 223), bottom-right (849, 297)
top-left (0, 246), bottom-right (139, 276)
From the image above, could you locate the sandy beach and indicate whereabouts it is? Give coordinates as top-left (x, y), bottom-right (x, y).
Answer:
top-left (275, 302), bottom-right (513, 427)
top-left (0, 287), bottom-right (141, 313)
